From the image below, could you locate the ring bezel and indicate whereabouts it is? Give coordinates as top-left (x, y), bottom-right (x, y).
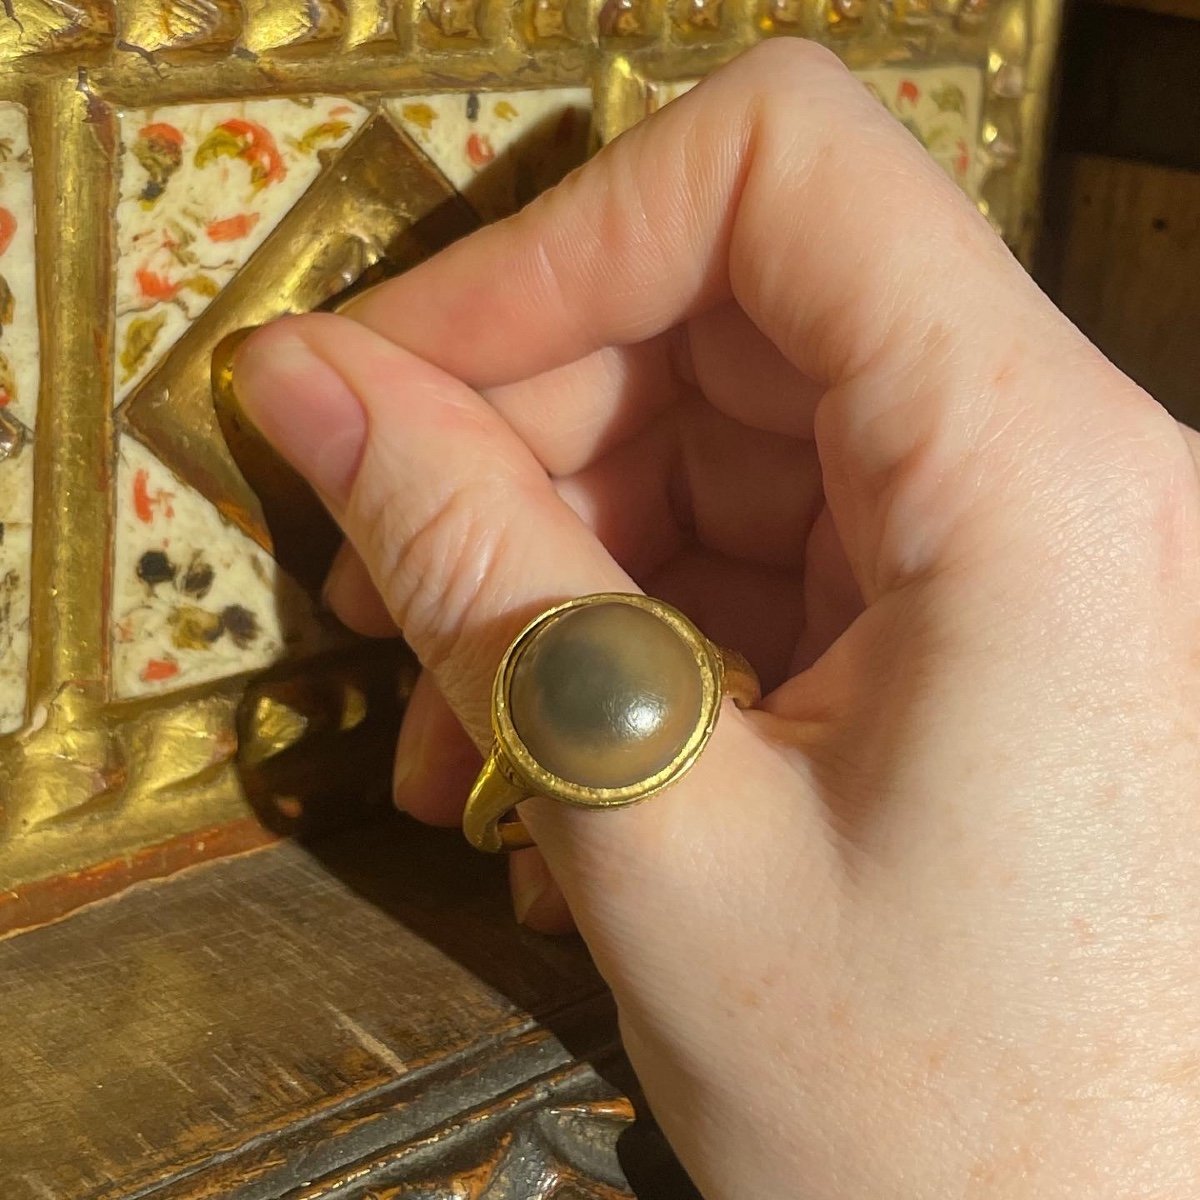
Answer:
top-left (491, 592), bottom-right (724, 811)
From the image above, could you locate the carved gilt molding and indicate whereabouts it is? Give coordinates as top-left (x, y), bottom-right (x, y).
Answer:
top-left (0, 0), bottom-right (1061, 929)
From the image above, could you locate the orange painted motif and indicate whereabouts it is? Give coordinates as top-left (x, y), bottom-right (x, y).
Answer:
top-left (139, 122), bottom-right (184, 147)
top-left (466, 133), bottom-right (495, 168)
top-left (139, 658), bottom-right (180, 683)
top-left (223, 119), bottom-right (286, 186)
top-left (0, 208), bottom-right (15, 258)
top-left (133, 469), bottom-right (155, 522)
top-left (206, 212), bottom-right (260, 242)
top-left (196, 119), bottom-right (286, 190)
top-left (135, 267), bottom-right (180, 301)
top-left (133, 124), bottom-right (186, 206)
top-left (132, 468), bottom-right (174, 523)
top-left (897, 79), bottom-right (919, 107)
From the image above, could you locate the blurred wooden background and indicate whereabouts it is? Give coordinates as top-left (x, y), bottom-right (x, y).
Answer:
top-left (1038, 0), bottom-right (1200, 426)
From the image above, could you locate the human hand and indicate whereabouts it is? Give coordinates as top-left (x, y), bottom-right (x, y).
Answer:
top-left (233, 41), bottom-right (1200, 1198)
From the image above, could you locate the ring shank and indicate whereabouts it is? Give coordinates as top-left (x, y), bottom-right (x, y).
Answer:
top-left (463, 752), bottom-right (535, 853)
top-left (719, 646), bottom-right (761, 709)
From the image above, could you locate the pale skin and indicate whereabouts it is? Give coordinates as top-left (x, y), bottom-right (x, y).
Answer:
top-left (234, 40), bottom-right (1200, 1198)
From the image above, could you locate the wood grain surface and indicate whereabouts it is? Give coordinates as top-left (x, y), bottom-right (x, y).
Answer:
top-left (0, 817), bottom-right (698, 1200)
top-left (1042, 155), bottom-right (1200, 426)
top-left (1037, 0), bottom-right (1200, 427)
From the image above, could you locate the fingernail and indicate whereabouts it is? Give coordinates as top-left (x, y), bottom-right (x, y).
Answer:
top-left (232, 324), bottom-right (367, 509)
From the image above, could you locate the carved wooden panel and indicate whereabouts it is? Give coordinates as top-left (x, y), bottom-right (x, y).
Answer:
top-left (0, 817), bottom-right (699, 1199)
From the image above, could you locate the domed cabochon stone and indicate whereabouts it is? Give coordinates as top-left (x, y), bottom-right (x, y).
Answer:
top-left (508, 600), bottom-right (705, 790)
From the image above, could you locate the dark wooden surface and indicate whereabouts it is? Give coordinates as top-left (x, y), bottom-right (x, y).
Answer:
top-left (1051, 3), bottom-right (1200, 173)
top-left (1037, 0), bottom-right (1200, 426)
top-left (1041, 154), bottom-right (1200, 421)
top-left (0, 816), bottom-right (698, 1199)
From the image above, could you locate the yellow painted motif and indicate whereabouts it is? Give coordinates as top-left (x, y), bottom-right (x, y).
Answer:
top-left (401, 103), bottom-right (437, 131)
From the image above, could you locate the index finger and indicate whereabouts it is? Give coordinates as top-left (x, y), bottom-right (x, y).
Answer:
top-left (350, 40), bottom-right (1047, 389)
top-left (349, 39), bottom-right (1125, 601)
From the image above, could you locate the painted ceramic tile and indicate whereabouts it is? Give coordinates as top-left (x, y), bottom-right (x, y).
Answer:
top-left (388, 88), bottom-right (592, 221)
top-left (649, 66), bottom-right (983, 192)
top-left (855, 65), bottom-right (983, 191)
top-left (111, 436), bottom-right (334, 700)
top-left (0, 102), bottom-right (39, 432)
top-left (113, 96), bottom-right (368, 405)
top-left (0, 446), bottom-right (33, 735)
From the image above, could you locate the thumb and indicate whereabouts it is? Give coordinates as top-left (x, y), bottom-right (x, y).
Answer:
top-left (232, 313), bottom-right (827, 931)
top-left (235, 311), bottom-right (630, 742)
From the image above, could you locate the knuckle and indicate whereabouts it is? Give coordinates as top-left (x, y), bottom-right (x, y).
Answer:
top-left (1112, 400), bottom-right (1196, 524)
top-left (1035, 370), bottom-right (1199, 588)
top-left (1078, 373), bottom-right (1188, 502)
top-left (368, 480), bottom-right (508, 677)
top-left (728, 36), bottom-right (848, 88)
top-left (731, 40), bottom-right (871, 141)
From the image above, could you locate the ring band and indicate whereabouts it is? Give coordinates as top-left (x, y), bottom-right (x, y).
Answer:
top-left (463, 593), bottom-right (760, 853)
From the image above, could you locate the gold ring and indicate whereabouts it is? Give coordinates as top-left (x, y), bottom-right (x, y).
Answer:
top-left (463, 592), bottom-right (761, 853)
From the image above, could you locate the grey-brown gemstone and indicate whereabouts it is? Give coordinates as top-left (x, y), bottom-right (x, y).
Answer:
top-left (508, 601), bottom-right (703, 789)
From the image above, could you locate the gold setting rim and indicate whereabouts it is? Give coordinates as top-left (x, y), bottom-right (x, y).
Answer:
top-left (491, 592), bottom-right (725, 811)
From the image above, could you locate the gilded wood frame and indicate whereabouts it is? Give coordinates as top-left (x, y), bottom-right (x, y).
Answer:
top-left (0, 0), bottom-right (1061, 933)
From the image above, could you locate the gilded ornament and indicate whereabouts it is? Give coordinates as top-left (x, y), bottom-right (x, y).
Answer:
top-left (0, 0), bottom-right (1063, 931)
